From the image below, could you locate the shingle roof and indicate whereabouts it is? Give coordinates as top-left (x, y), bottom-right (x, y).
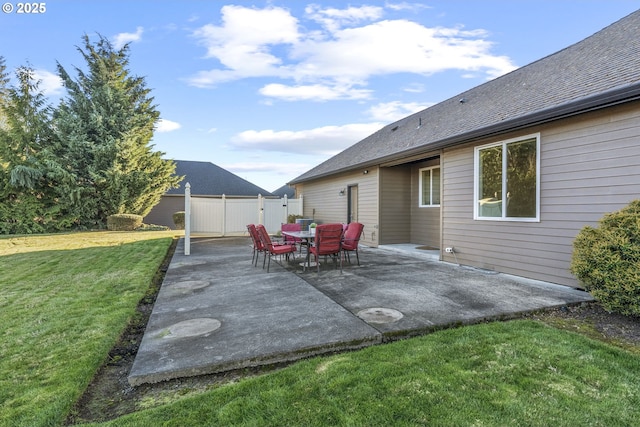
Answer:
top-left (271, 184), bottom-right (295, 198)
top-left (167, 160), bottom-right (273, 196)
top-left (291, 9), bottom-right (640, 184)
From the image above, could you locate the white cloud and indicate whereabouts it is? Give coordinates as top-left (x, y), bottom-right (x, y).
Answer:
top-left (188, 4), bottom-right (517, 100)
top-left (231, 123), bottom-right (383, 155)
top-left (403, 82), bottom-right (425, 93)
top-left (305, 4), bottom-right (383, 32)
top-left (291, 20), bottom-right (514, 80)
top-left (367, 101), bottom-right (431, 122)
top-left (33, 69), bottom-right (63, 96)
top-left (112, 26), bottom-right (144, 49)
top-left (222, 161), bottom-right (312, 191)
top-left (155, 119), bottom-right (181, 133)
top-left (188, 5), bottom-right (299, 87)
top-left (259, 82), bottom-right (372, 101)
top-left (224, 161), bottom-right (312, 178)
top-left (385, 2), bottom-right (432, 12)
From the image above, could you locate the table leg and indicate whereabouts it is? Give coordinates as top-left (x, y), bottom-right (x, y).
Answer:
top-left (298, 237), bottom-right (317, 271)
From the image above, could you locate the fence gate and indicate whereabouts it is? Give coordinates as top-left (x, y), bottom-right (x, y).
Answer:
top-left (183, 187), bottom-right (303, 255)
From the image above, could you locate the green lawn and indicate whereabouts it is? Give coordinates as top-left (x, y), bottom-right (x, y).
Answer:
top-left (0, 231), bottom-right (176, 427)
top-left (89, 321), bottom-right (640, 427)
top-left (2, 233), bottom-right (639, 427)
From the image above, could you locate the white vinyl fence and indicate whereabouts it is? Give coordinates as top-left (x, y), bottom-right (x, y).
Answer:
top-left (183, 182), bottom-right (303, 255)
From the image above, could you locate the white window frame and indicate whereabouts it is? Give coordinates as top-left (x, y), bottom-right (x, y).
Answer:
top-left (473, 133), bottom-right (540, 222)
top-left (418, 166), bottom-right (441, 208)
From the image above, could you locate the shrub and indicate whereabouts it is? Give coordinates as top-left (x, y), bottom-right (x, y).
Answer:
top-left (136, 223), bottom-right (170, 231)
top-left (570, 199), bottom-right (640, 316)
top-left (287, 214), bottom-right (303, 224)
top-left (106, 214), bottom-right (143, 231)
top-left (173, 211), bottom-right (185, 230)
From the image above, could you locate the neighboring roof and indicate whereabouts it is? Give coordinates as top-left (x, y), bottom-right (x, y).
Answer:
top-left (291, 10), bottom-right (640, 184)
top-left (167, 160), bottom-right (273, 196)
top-left (272, 184), bottom-right (295, 198)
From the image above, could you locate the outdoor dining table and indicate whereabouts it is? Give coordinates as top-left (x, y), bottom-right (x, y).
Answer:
top-left (281, 229), bottom-right (316, 270)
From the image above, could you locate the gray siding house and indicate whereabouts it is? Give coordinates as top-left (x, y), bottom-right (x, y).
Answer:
top-left (144, 160), bottom-right (273, 228)
top-left (289, 10), bottom-right (640, 288)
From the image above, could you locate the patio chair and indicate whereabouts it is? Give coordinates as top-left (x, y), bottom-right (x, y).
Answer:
top-left (342, 222), bottom-right (364, 265)
top-left (308, 223), bottom-right (344, 273)
top-left (281, 222), bottom-right (302, 245)
top-left (256, 224), bottom-right (297, 272)
top-left (247, 224), bottom-right (265, 266)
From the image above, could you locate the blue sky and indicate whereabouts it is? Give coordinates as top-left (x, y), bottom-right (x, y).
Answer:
top-left (1, 1), bottom-right (638, 192)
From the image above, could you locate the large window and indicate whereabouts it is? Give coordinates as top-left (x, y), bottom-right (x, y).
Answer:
top-left (475, 134), bottom-right (539, 221)
top-left (419, 166), bottom-right (440, 207)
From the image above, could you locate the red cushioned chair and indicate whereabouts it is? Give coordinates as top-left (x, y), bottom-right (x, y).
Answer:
top-left (247, 224), bottom-right (265, 266)
top-left (256, 224), bottom-right (297, 272)
top-left (281, 222), bottom-right (302, 247)
top-left (308, 223), bottom-right (344, 273)
top-left (342, 222), bottom-right (364, 266)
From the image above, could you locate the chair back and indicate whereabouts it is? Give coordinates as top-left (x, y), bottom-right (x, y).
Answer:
top-left (281, 222), bottom-right (302, 243)
top-left (342, 222), bottom-right (364, 250)
top-left (256, 224), bottom-right (275, 251)
top-left (247, 224), bottom-right (264, 251)
top-left (314, 223), bottom-right (344, 255)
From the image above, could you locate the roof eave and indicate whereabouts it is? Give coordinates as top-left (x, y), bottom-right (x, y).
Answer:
top-left (289, 82), bottom-right (640, 185)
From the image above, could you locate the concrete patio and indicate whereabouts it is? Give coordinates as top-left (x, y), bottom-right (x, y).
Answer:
top-left (128, 236), bottom-right (593, 386)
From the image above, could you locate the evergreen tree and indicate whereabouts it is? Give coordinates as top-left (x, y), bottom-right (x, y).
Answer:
top-left (55, 35), bottom-right (180, 227)
top-left (0, 57), bottom-right (9, 131)
top-left (0, 62), bottom-right (73, 233)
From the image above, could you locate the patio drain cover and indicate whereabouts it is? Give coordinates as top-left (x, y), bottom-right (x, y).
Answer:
top-left (171, 280), bottom-right (211, 291)
top-left (161, 318), bottom-right (221, 339)
top-left (357, 308), bottom-right (404, 324)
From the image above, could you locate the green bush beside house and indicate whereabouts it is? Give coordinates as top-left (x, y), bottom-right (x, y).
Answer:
top-left (571, 199), bottom-right (640, 316)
